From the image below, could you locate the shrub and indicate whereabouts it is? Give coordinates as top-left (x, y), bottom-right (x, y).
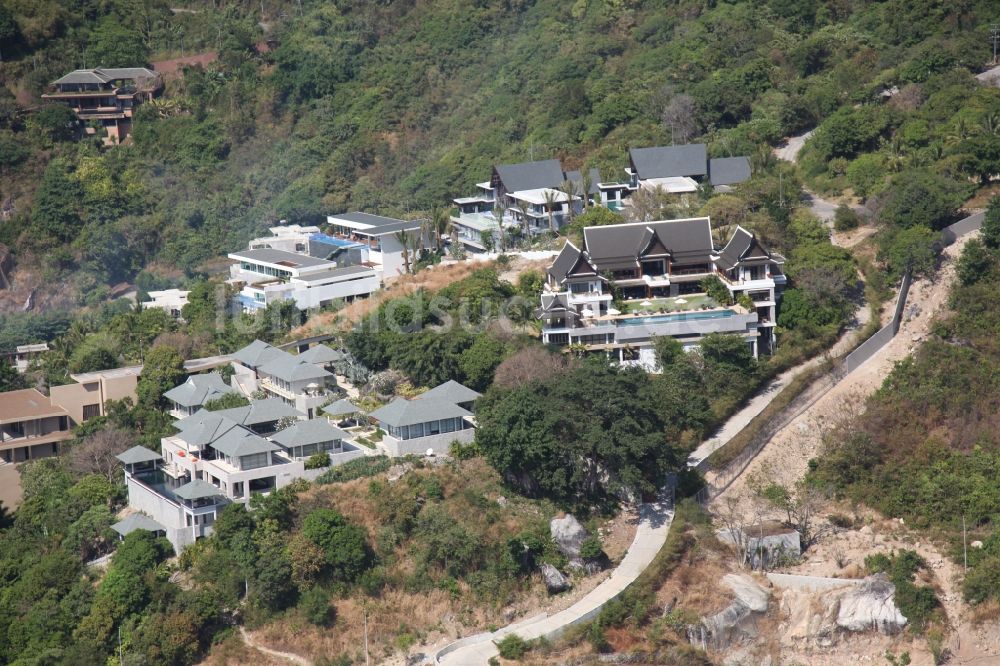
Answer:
top-left (315, 456), bottom-right (392, 484)
top-left (579, 535), bottom-right (604, 560)
top-left (833, 204), bottom-right (861, 231)
top-left (305, 452), bottom-right (331, 470)
top-left (496, 633), bottom-right (529, 660)
top-left (299, 588), bottom-right (334, 626)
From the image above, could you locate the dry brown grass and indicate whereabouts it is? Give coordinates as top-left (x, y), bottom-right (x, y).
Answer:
top-left (195, 632), bottom-right (288, 666)
top-left (290, 261), bottom-right (488, 339)
top-left (968, 599), bottom-right (1000, 625)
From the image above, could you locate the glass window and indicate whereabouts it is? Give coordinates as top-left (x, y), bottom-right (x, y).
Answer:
top-left (409, 422), bottom-right (424, 438)
top-left (240, 452), bottom-right (270, 470)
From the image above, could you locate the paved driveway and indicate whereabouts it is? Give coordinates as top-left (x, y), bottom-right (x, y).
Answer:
top-left (435, 497), bottom-right (674, 664)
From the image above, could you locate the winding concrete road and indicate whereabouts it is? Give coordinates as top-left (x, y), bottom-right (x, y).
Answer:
top-left (435, 497), bottom-right (674, 664)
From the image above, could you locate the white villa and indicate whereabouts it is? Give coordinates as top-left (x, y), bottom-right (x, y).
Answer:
top-left (539, 218), bottom-right (785, 365)
top-left (365, 380), bottom-right (481, 457)
top-left (163, 372), bottom-right (238, 419)
top-left (451, 159), bottom-right (632, 251)
top-left (118, 395), bottom-right (364, 552)
top-left (229, 340), bottom-right (341, 418)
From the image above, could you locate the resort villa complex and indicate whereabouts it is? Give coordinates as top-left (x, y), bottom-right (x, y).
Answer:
top-left (227, 217), bottom-right (423, 312)
top-left (450, 143), bottom-right (752, 251)
top-left (116, 340), bottom-right (482, 552)
top-left (538, 218), bottom-right (785, 366)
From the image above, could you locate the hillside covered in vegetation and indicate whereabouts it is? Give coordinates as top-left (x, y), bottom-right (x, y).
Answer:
top-left (0, 0), bottom-right (997, 314)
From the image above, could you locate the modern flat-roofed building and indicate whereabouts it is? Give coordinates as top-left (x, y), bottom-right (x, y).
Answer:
top-left (12, 343), bottom-right (48, 373)
top-left (49, 366), bottom-right (142, 426)
top-left (41, 67), bottom-right (163, 144)
top-left (325, 212), bottom-right (423, 279)
top-left (140, 289), bottom-right (189, 318)
top-left (538, 218), bottom-right (785, 364)
top-left (0, 388), bottom-right (73, 463)
top-left (228, 246), bottom-right (379, 312)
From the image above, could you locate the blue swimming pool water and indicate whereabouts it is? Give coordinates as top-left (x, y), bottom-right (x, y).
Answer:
top-left (618, 309), bottom-right (736, 326)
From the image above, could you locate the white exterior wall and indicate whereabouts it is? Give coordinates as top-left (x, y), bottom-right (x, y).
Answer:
top-left (380, 427), bottom-right (475, 457)
top-left (124, 475), bottom-right (214, 552)
top-left (375, 234), bottom-right (409, 278)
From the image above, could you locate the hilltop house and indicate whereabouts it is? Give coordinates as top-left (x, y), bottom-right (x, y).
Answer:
top-left (451, 159), bottom-right (631, 251)
top-left (229, 341), bottom-right (342, 418)
top-left (228, 216), bottom-right (426, 312)
top-left (48, 365), bottom-right (142, 425)
top-left (367, 381), bottom-right (481, 456)
top-left (163, 372), bottom-right (238, 419)
top-left (626, 145), bottom-right (752, 193)
top-left (538, 218), bottom-right (784, 365)
top-left (140, 289), bottom-right (189, 318)
top-left (325, 212), bottom-right (424, 278)
top-left (119, 404), bottom-right (364, 552)
top-left (11, 343), bottom-right (48, 373)
top-left (0, 389), bottom-right (73, 463)
top-left (41, 67), bottom-right (163, 144)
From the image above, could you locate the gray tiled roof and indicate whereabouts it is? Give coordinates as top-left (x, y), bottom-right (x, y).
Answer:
top-left (369, 397), bottom-right (472, 428)
top-left (210, 427), bottom-right (280, 458)
top-left (716, 226), bottom-right (755, 271)
top-left (709, 157), bottom-right (752, 186)
top-left (293, 265), bottom-right (376, 283)
top-left (258, 352), bottom-right (334, 383)
top-left (271, 418), bottom-right (348, 449)
top-left (547, 241), bottom-right (583, 284)
top-left (296, 344), bottom-right (344, 365)
top-left (175, 413), bottom-right (243, 448)
top-left (52, 68), bottom-right (158, 86)
top-left (231, 340), bottom-right (286, 368)
top-left (495, 159), bottom-right (566, 193)
top-left (629, 144), bottom-right (708, 179)
top-left (117, 445), bottom-right (163, 465)
top-left (222, 398), bottom-right (304, 426)
top-left (419, 380), bottom-right (482, 405)
top-left (565, 168), bottom-right (602, 195)
top-left (177, 399), bottom-right (303, 435)
top-left (173, 479), bottom-right (224, 501)
top-left (112, 513), bottom-right (165, 536)
top-left (583, 218), bottom-right (714, 264)
top-left (163, 372), bottom-right (236, 408)
top-left (322, 398), bottom-right (361, 416)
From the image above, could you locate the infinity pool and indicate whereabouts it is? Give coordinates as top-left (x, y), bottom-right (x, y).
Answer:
top-left (618, 309), bottom-right (736, 326)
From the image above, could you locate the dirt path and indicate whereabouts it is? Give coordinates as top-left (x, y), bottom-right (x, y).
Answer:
top-left (239, 627), bottom-right (312, 666)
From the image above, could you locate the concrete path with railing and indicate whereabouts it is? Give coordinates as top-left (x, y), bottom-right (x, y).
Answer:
top-left (434, 497), bottom-right (674, 665)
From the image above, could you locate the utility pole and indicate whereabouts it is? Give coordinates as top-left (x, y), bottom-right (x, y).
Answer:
top-left (963, 515), bottom-right (968, 572)
top-left (118, 625), bottom-right (123, 665)
top-left (992, 24), bottom-right (1000, 65)
top-left (363, 608), bottom-right (370, 666)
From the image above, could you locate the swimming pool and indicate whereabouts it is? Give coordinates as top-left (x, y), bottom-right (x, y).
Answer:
top-left (618, 309), bottom-right (736, 326)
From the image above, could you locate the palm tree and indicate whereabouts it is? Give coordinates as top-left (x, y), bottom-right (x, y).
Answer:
top-left (516, 200), bottom-right (531, 246)
top-left (394, 230), bottom-right (412, 274)
top-left (581, 171), bottom-right (593, 210)
top-left (433, 207), bottom-right (452, 252)
top-left (979, 112), bottom-right (1000, 137)
top-left (561, 180), bottom-right (579, 224)
top-left (493, 202), bottom-right (508, 252)
top-left (542, 189), bottom-right (559, 233)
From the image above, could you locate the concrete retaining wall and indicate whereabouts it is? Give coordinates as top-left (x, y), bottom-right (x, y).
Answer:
top-left (766, 573), bottom-right (864, 591)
